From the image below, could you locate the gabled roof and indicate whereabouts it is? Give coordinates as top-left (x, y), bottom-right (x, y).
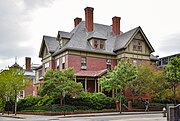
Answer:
top-left (58, 31), bottom-right (71, 39)
top-left (114, 26), bottom-right (154, 52)
top-left (53, 21), bottom-right (120, 56)
top-left (39, 35), bottom-right (59, 58)
top-left (114, 27), bottom-right (138, 51)
top-left (39, 21), bottom-right (155, 57)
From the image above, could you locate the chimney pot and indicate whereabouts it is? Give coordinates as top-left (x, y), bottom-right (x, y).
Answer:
top-left (84, 7), bottom-right (94, 32)
top-left (25, 57), bottom-right (31, 71)
top-left (112, 16), bottom-right (121, 36)
top-left (74, 17), bottom-right (82, 27)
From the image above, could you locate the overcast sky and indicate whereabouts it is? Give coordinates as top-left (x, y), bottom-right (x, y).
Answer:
top-left (0, 0), bottom-right (180, 69)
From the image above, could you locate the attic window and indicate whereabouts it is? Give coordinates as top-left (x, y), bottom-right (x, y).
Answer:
top-left (93, 39), bottom-right (105, 49)
top-left (133, 40), bottom-right (142, 51)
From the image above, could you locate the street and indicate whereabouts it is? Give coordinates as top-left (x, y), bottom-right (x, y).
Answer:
top-left (0, 112), bottom-right (167, 121)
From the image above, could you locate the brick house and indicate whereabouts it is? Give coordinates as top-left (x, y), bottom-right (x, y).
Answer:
top-left (7, 57), bottom-right (36, 101)
top-left (36, 7), bottom-right (158, 100)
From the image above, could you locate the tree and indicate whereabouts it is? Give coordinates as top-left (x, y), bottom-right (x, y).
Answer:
top-left (130, 65), bottom-right (154, 102)
top-left (165, 57), bottom-right (180, 105)
top-left (130, 65), bottom-right (171, 103)
top-left (99, 60), bottom-right (137, 113)
top-left (38, 68), bottom-right (84, 106)
top-left (0, 67), bottom-right (28, 115)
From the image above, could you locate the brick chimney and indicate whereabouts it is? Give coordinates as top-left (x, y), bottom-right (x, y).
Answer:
top-left (74, 17), bottom-right (82, 27)
top-left (112, 16), bottom-right (121, 36)
top-left (84, 7), bottom-right (94, 32)
top-left (25, 57), bottom-right (31, 71)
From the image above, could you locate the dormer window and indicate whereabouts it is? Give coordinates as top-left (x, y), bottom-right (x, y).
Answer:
top-left (92, 39), bottom-right (105, 49)
top-left (133, 40), bottom-right (142, 51)
top-left (100, 40), bottom-right (105, 49)
top-left (94, 40), bottom-right (98, 48)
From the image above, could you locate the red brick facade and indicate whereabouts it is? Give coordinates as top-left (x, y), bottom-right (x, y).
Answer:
top-left (36, 7), bottom-right (157, 102)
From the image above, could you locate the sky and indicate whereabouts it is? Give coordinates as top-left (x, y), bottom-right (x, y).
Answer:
top-left (0, 0), bottom-right (180, 69)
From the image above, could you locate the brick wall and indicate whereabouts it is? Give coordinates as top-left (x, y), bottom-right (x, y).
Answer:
top-left (67, 54), bottom-right (116, 72)
top-left (67, 55), bottom-right (81, 72)
top-left (24, 78), bottom-right (34, 96)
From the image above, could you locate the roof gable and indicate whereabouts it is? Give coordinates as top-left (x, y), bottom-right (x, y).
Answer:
top-left (114, 26), bottom-right (154, 52)
top-left (39, 36), bottom-right (58, 58)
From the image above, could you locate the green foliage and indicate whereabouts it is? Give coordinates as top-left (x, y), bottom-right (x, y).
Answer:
top-left (0, 66), bottom-right (28, 114)
top-left (99, 60), bottom-right (137, 100)
top-left (165, 57), bottom-right (180, 83)
top-left (17, 93), bottom-right (115, 112)
top-left (66, 92), bottom-right (115, 110)
top-left (165, 57), bottom-right (180, 103)
top-left (38, 68), bottom-right (84, 106)
top-left (133, 65), bottom-right (154, 95)
top-left (17, 96), bottom-right (42, 110)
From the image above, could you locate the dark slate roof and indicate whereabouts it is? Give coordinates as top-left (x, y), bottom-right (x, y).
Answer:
top-left (43, 36), bottom-right (59, 53)
top-left (114, 27), bottom-right (139, 51)
top-left (87, 31), bottom-right (107, 40)
top-left (10, 62), bottom-right (22, 69)
top-left (53, 21), bottom-right (120, 56)
top-left (40, 21), bottom-right (154, 57)
top-left (39, 36), bottom-right (59, 57)
top-left (150, 54), bottom-right (159, 61)
top-left (58, 31), bottom-right (71, 39)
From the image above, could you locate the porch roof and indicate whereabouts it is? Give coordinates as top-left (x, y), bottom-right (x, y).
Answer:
top-left (75, 69), bottom-right (107, 77)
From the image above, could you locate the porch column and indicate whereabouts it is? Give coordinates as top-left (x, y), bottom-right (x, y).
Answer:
top-left (98, 84), bottom-right (100, 92)
top-left (95, 79), bottom-right (97, 93)
top-left (74, 77), bottom-right (77, 82)
top-left (112, 88), bottom-right (115, 98)
top-left (100, 85), bottom-right (102, 92)
top-left (85, 77), bottom-right (87, 92)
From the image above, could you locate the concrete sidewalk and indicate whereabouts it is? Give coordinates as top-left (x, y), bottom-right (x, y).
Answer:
top-left (0, 111), bottom-right (163, 119)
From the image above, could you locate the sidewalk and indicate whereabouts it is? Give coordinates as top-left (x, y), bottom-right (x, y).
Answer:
top-left (58, 111), bottom-right (162, 118)
top-left (0, 111), bottom-right (162, 119)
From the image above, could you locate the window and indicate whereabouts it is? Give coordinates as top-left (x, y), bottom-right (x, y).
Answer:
top-left (107, 65), bottom-right (111, 70)
top-left (132, 59), bottom-right (142, 65)
top-left (132, 59), bottom-right (137, 64)
top-left (162, 57), bottom-right (168, 65)
top-left (106, 59), bottom-right (112, 70)
top-left (100, 40), bottom-right (105, 49)
top-left (138, 60), bottom-right (142, 65)
top-left (38, 68), bottom-right (42, 78)
top-left (62, 57), bottom-right (65, 69)
top-left (93, 39), bottom-right (105, 49)
top-left (81, 57), bottom-right (87, 70)
top-left (19, 90), bottom-right (24, 99)
top-left (56, 59), bottom-right (59, 69)
top-left (133, 40), bottom-right (142, 51)
top-left (94, 40), bottom-right (98, 48)
top-left (59, 40), bottom-right (63, 48)
top-left (45, 62), bottom-right (49, 72)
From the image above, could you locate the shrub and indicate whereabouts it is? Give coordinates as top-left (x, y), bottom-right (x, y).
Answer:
top-left (66, 92), bottom-right (115, 110)
top-left (17, 96), bottom-right (42, 111)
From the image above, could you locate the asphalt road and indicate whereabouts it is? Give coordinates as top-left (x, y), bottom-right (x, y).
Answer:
top-left (0, 112), bottom-right (167, 121)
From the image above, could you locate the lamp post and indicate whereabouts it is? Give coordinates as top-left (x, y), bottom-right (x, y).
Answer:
top-left (62, 90), bottom-right (66, 116)
top-left (6, 96), bottom-right (10, 115)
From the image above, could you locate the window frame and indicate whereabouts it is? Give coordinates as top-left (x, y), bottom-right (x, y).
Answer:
top-left (81, 57), bottom-right (87, 70)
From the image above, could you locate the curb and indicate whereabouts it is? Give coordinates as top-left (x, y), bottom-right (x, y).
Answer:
top-left (59, 111), bottom-right (162, 118)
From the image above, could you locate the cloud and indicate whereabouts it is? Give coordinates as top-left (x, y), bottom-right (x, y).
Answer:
top-left (0, 0), bottom-right (54, 68)
top-left (22, 0), bottom-right (54, 11)
top-left (157, 33), bottom-right (180, 57)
